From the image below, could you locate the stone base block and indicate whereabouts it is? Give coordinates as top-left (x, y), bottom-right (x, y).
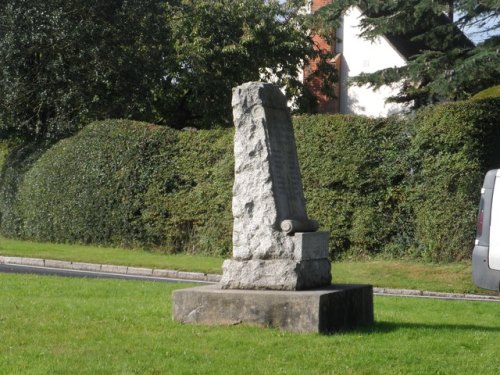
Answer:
top-left (172, 284), bottom-right (373, 333)
top-left (221, 258), bottom-right (331, 290)
top-left (292, 232), bottom-right (329, 260)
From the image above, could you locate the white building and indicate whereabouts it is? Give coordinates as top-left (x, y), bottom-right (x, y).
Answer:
top-left (336, 6), bottom-right (409, 116)
top-left (305, 1), bottom-right (410, 117)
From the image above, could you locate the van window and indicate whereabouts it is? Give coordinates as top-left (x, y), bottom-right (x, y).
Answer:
top-left (490, 175), bottom-right (500, 270)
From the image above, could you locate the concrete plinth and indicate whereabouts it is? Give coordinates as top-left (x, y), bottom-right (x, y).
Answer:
top-left (172, 284), bottom-right (373, 333)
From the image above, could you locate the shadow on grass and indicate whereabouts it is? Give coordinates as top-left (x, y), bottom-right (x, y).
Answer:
top-left (353, 321), bottom-right (500, 335)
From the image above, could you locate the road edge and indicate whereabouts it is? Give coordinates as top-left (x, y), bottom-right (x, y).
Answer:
top-left (1, 255), bottom-right (499, 301)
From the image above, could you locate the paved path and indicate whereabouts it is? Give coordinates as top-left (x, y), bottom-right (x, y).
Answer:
top-left (1, 255), bottom-right (499, 302)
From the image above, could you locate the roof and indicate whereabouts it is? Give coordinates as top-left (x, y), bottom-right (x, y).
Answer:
top-left (355, 5), bottom-right (475, 61)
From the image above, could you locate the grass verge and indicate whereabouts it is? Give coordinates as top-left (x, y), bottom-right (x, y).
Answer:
top-left (1, 236), bottom-right (497, 295)
top-left (0, 273), bottom-right (499, 374)
top-left (0, 236), bottom-right (223, 274)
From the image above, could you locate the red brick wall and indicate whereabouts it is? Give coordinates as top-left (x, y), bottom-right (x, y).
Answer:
top-left (304, 0), bottom-right (339, 113)
top-left (311, 0), bottom-right (333, 12)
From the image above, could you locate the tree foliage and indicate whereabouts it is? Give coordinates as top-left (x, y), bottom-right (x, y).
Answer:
top-left (163, 0), bottom-right (328, 127)
top-left (0, 0), bottom-right (335, 139)
top-left (315, 0), bottom-right (500, 106)
top-left (0, 0), bottom-right (173, 140)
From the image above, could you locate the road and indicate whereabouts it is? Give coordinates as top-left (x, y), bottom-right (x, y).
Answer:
top-left (0, 263), bottom-right (211, 284)
top-left (2, 262), bottom-right (499, 302)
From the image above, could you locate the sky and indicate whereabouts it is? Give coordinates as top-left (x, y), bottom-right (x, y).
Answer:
top-left (461, 15), bottom-right (499, 44)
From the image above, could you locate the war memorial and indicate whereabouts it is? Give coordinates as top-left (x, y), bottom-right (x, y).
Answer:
top-left (173, 82), bottom-right (373, 333)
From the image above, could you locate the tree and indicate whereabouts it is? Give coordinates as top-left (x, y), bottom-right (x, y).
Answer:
top-left (0, 0), bottom-right (336, 139)
top-left (0, 0), bottom-right (173, 140)
top-left (314, 0), bottom-right (500, 106)
top-left (161, 0), bottom-right (336, 128)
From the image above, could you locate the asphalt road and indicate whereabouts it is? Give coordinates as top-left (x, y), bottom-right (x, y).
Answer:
top-left (0, 263), bottom-right (210, 284)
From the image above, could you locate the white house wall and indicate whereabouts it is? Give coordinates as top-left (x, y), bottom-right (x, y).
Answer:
top-left (337, 6), bottom-right (408, 117)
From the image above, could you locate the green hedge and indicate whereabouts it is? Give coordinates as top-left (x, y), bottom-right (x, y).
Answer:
top-left (411, 98), bottom-right (500, 260)
top-left (1, 98), bottom-right (499, 260)
top-left (472, 85), bottom-right (500, 100)
top-left (0, 139), bottom-right (55, 237)
top-left (0, 121), bottom-right (233, 255)
top-left (295, 114), bottom-right (412, 257)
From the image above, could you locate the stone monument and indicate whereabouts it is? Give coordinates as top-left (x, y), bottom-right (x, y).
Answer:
top-left (172, 82), bottom-right (373, 333)
top-left (221, 82), bottom-right (331, 290)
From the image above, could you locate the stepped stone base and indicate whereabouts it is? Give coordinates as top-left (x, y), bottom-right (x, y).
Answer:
top-left (221, 258), bottom-right (331, 290)
top-left (172, 284), bottom-right (374, 333)
top-left (221, 232), bottom-right (332, 291)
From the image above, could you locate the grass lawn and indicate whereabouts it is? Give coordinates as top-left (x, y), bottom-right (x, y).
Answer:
top-left (1, 273), bottom-right (499, 374)
top-left (0, 236), bottom-right (223, 274)
top-left (1, 236), bottom-right (497, 295)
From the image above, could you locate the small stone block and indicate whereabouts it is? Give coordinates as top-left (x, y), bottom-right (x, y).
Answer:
top-left (71, 262), bottom-right (101, 272)
top-left (127, 267), bottom-right (153, 276)
top-left (101, 264), bottom-right (128, 274)
top-left (207, 274), bottom-right (222, 283)
top-left (172, 283), bottom-right (374, 333)
top-left (178, 271), bottom-right (207, 281)
top-left (153, 269), bottom-right (179, 278)
top-left (221, 258), bottom-right (331, 290)
top-left (21, 257), bottom-right (45, 267)
top-left (44, 259), bottom-right (71, 268)
top-left (292, 232), bottom-right (330, 261)
top-left (0, 256), bottom-right (20, 264)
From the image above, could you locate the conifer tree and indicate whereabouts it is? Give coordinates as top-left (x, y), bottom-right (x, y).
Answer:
top-left (315, 0), bottom-right (500, 106)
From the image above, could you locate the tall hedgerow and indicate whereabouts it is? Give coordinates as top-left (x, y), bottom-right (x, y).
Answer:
top-left (411, 98), bottom-right (500, 260)
top-left (294, 114), bottom-right (413, 258)
top-left (1, 97), bottom-right (499, 260)
top-left (3, 120), bottom-right (233, 254)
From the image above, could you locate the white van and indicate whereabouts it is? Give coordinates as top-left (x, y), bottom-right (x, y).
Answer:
top-left (472, 169), bottom-right (500, 291)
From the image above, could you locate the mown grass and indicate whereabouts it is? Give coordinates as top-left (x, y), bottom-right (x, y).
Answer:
top-left (333, 260), bottom-right (484, 294)
top-left (1, 236), bottom-right (495, 295)
top-left (0, 273), bottom-right (499, 374)
top-left (0, 236), bottom-right (223, 274)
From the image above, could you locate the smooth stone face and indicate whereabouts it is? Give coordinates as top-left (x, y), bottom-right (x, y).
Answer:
top-left (292, 232), bottom-right (330, 261)
top-left (172, 284), bottom-right (374, 333)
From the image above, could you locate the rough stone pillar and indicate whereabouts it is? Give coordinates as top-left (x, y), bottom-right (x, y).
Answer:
top-left (220, 82), bottom-right (331, 290)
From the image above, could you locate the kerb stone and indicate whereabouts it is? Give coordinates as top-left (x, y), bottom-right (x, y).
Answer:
top-left (127, 267), bottom-right (153, 276)
top-left (22, 257), bottom-right (45, 267)
top-left (101, 264), bottom-right (128, 274)
top-left (44, 259), bottom-right (70, 268)
top-left (71, 262), bottom-right (101, 272)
